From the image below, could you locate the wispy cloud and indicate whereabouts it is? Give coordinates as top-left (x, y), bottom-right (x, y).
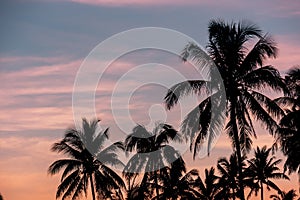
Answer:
top-left (67, 0), bottom-right (209, 6)
top-left (267, 35), bottom-right (300, 72)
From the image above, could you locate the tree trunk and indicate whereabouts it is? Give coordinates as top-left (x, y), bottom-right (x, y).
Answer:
top-left (154, 171), bottom-right (160, 200)
top-left (90, 174), bottom-right (96, 200)
top-left (260, 181), bottom-right (264, 200)
top-left (230, 100), bottom-right (245, 200)
top-left (232, 188), bottom-right (236, 200)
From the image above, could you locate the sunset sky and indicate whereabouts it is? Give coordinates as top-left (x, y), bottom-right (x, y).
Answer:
top-left (1, 0), bottom-right (300, 199)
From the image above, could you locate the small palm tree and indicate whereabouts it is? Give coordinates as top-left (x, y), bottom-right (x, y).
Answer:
top-left (123, 123), bottom-right (181, 199)
top-left (195, 167), bottom-right (220, 200)
top-left (164, 19), bottom-right (287, 200)
top-left (270, 189), bottom-right (298, 200)
top-left (126, 184), bottom-right (145, 200)
top-left (217, 153), bottom-right (250, 200)
top-left (154, 158), bottom-right (201, 200)
top-left (245, 146), bottom-right (289, 200)
top-left (48, 119), bottom-right (125, 200)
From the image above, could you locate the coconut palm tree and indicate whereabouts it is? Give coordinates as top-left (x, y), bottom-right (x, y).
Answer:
top-left (123, 123), bottom-right (181, 200)
top-left (126, 184), bottom-right (148, 200)
top-left (195, 167), bottom-right (220, 200)
top-left (217, 153), bottom-right (250, 200)
top-left (48, 119), bottom-right (125, 200)
top-left (270, 189), bottom-right (298, 200)
top-left (164, 19), bottom-right (287, 200)
top-left (275, 67), bottom-right (300, 175)
top-left (245, 146), bottom-right (289, 200)
top-left (217, 153), bottom-right (240, 200)
top-left (153, 157), bottom-right (201, 200)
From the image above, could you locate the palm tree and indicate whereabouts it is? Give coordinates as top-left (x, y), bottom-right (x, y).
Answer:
top-left (195, 167), bottom-right (220, 200)
top-left (270, 189), bottom-right (298, 200)
top-left (217, 153), bottom-right (252, 200)
top-left (123, 123), bottom-right (181, 200)
top-left (245, 146), bottom-right (289, 200)
top-left (48, 119), bottom-right (125, 200)
top-left (126, 184), bottom-right (148, 200)
top-left (164, 19), bottom-right (287, 200)
top-left (275, 67), bottom-right (300, 175)
top-left (154, 158), bottom-right (201, 200)
top-left (217, 153), bottom-right (239, 200)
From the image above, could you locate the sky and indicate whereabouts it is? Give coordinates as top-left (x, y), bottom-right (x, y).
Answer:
top-left (0, 0), bottom-right (300, 199)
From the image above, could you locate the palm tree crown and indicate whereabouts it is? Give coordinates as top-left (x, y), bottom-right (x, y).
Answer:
top-left (164, 19), bottom-right (287, 200)
top-left (245, 146), bottom-right (289, 200)
top-left (217, 153), bottom-right (250, 200)
top-left (195, 167), bottom-right (220, 200)
top-left (48, 119), bottom-right (125, 200)
top-left (154, 158), bottom-right (201, 200)
top-left (123, 123), bottom-right (181, 199)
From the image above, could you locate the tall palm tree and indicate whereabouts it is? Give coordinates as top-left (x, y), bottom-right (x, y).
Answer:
top-left (164, 19), bottom-right (287, 200)
top-left (123, 123), bottom-right (181, 200)
top-left (245, 146), bottom-right (289, 200)
top-left (275, 67), bottom-right (300, 175)
top-left (270, 189), bottom-right (298, 200)
top-left (48, 119), bottom-right (125, 200)
top-left (195, 167), bottom-right (220, 200)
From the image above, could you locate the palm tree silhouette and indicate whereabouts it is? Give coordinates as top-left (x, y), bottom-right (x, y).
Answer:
top-left (195, 167), bottom-right (220, 200)
top-left (217, 153), bottom-right (250, 200)
top-left (48, 119), bottom-right (125, 200)
top-left (123, 123), bottom-right (181, 200)
top-left (245, 146), bottom-right (289, 200)
top-left (164, 19), bottom-right (287, 200)
top-left (270, 189), bottom-right (298, 200)
top-left (275, 67), bottom-right (300, 175)
top-left (153, 158), bottom-right (201, 200)
top-left (126, 184), bottom-right (146, 200)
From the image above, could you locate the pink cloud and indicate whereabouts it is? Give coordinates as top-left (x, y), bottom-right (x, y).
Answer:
top-left (267, 35), bottom-right (300, 72)
top-left (0, 56), bottom-right (68, 65)
top-left (68, 0), bottom-right (206, 6)
top-left (0, 54), bottom-right (156, 132)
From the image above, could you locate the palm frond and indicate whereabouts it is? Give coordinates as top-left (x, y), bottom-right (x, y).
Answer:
top-left (97, 142), bottom-right (125, 168)
top-left (51, 141), bottom-right (82, 160)
top-left (123, 153), bottom-right (148, 174)
top-left (240, 34), bottom-right (277, 74)
top-left (48, 159), bottom-right (81, 176)
top-left (164, 80), bottom-right (210, 109)
top-left (251, 90), bottom-right (285, 119)
top-left (242, 65), bottom-right (287, 94)
top-left (72, 177), bottom-right (86, 200)
top-left (101, 165), bottom-right (126, 189)
top-left (243, 91), bottom-right (279, 134)
top-left (56, 169), bottom-right (80, 199)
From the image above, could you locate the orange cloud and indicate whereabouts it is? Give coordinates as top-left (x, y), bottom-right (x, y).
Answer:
top-left (0, 137), bottom-right (60, 200)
